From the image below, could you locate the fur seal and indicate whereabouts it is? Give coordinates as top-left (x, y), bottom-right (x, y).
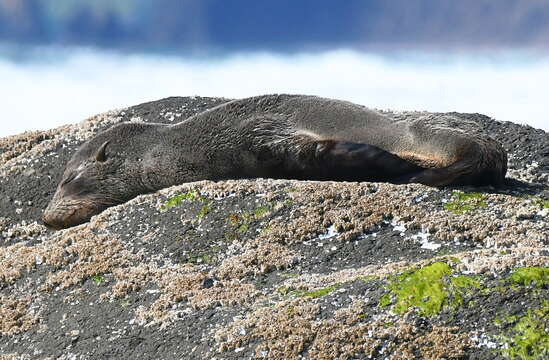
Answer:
top-left (43, 94), bottom-right (507, 229)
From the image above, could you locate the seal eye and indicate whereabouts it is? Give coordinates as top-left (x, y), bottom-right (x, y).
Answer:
top-left (95, 141), bottom-right (110, 162)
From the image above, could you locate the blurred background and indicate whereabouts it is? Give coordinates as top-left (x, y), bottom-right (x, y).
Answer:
top-left (1, 0), bottom-right (549, 136)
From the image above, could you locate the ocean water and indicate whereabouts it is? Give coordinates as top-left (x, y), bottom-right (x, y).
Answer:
top-left (1, 45), bottom-right (548, 137)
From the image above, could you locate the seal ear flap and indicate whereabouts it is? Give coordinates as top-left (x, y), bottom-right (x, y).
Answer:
top-left (95, 141), bottom-right (110, 162)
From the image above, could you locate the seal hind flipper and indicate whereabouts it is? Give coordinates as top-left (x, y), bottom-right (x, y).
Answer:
top-left (408, 160), bottom-right (472, 187)
top-left (409, 138), bottom-right (507, 187)
top-left (410, 157), bottom-right (507, 187)
top-left (311, 140), bottom-right (423, 182)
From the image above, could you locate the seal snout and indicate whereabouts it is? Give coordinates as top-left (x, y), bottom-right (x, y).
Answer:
top-left (42, 202), bottom-right (78, 230)
top-left (42, 196), bottom-right (101, 230)
top-left (42, 211), bottom-right (65, 230)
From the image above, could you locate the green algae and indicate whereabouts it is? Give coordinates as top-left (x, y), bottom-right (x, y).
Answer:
top-left (237, 223), bottom-right (249, 233)
top-left (186, 252), bottom-right (214, 264)
top-left (443, 191), bottom-right (486, 214)
top-left (497, 301), bottom-right (549, 360)
top-left (278, 284), bottom-right (341, 299)
top-left (450, 275), bottom-right (481, 307)
top-left (276, 286), bottom-right (291, 296)
top-left (357, 275), bottom-right (378, 282)
top-left (534, 198), bottom-right (549, 209)
top-left (253, 205), bottom-right (270, 219)
top-left (282, 199), bottom-right (294, 207)
top-left (302, 284), bottom-right (340, 298)
top-left (161, 190), bottom-right (204, 210)
top-left (381, 262), bottom-right (480, 316)
top-left (223, 204), bottom-right (273, 240)
top-left (197, 202), bottom-right (212, 220)
top-left (226, 212), bottom-right (252, 236)
top-left (160, 190), bottom-right (216, 222)
top-left (91, 274), bottom-right (104, 285)
top-left (524, 195), bottom-right (549, 210)
top-left (379, 293), bottom-right (392, 307)
top-left (509, 267), bottom-right (549, 288)
top-left (282, 275), bottom-right (378, 302)
top-left (389, 262), bottom-right (452, 315)
top-left (451, 275), bottom-right (481, 290)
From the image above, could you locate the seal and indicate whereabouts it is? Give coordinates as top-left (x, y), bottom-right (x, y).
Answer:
top-left (43, 95), bottom-right (507, 229)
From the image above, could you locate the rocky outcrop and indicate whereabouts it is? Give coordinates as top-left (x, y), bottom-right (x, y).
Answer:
top-left (0, 97), bottom-right (547, 359)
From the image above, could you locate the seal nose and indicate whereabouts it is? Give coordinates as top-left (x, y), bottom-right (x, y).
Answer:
top-left (42, 202), bottom-right (101, 230)
top-left (42, 212), bottom-right (63, 230)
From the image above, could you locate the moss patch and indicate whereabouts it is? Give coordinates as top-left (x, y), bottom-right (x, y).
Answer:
top-left (381, 262), bottom-right (480, 316)
top-left (443, 191), bottom-right (487, 214)
top-left (509, 267), bottom-right (549, 288)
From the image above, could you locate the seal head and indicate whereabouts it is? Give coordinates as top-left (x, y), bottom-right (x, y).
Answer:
top-left (43, 138), bottom-right (136, 229)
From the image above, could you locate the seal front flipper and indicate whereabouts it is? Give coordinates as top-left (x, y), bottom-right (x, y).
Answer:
top-left (312, 140), bottom-right (423, 182)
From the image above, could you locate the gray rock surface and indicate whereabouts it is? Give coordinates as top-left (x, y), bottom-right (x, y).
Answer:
top-left (0, 97), bottom-right (547, 360)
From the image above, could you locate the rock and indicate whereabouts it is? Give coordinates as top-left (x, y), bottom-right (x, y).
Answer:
top-left (0, 97), bottom-right (547, 359)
